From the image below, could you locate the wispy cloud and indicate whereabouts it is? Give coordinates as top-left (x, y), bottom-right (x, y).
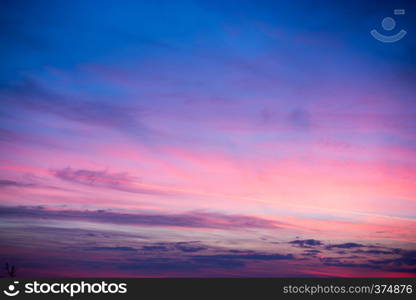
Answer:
top-left (0, 179), bottom-right (35, 188)
top-left (0, 79), bottom-right (149, 135)
top-left (52, 167), bottom-right (172, 196)
top-left (0, 206), bottom-right (280, 230)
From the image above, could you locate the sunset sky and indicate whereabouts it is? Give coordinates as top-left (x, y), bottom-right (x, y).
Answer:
top-left (1, 0), bottom-right (416, 277)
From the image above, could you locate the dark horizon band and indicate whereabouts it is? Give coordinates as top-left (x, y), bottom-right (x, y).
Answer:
top-left (1, 278), bottom-right (415, 299)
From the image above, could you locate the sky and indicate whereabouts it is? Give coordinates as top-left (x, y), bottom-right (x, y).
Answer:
top-left (0, 0), bottom-right (416, 277)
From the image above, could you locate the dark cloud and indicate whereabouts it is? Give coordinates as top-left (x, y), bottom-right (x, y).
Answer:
top-left (119, 258), bottom-right (199, 272)
top-left (124, 251), bottom-right (290, 271)
top-left (120, 254), bottom-right (246, 272)
top-left (141, 242), bottom-right (208, 253)
top-left (142, 245), bottom-right (169, 252)
top-left (53, 168), bottom-right (134, 186)
top-left (2, 220), bottom-right (416, 276)
top-left (319, 247), bottom-right (416, 274)
top-left (183, 252), bottom-right (294, 270)
top-left (287, 237), bottom-right (416, 274)
top-left (0, 206), bottom-right (279, 230)
top-left (90, 245), bottom-right (293, 273)
top-left (0, 179), bottom-right (35, 188)
top-left (0, 224), bottom-right (141, 242)
top-left (85, 246), bottom-right (137, 252)
top-left (192, 253), bottom-right (294, 261)
top-left (352, 249), bottom-right (399, 255)
top-left (325, 243), bottom-right (364, 250)
top-left (175, 244), bottom-right (206, 253)
top-left (0, 178), bottom-right (76, 193)
top-left (370, 250), bottom-right (416, 267)
top-left (321, 258), bottom-right (416, 274)
top-left (228, 250), bottom-right (256, 254)
top-left (289, 239), bottom-right (322, 248)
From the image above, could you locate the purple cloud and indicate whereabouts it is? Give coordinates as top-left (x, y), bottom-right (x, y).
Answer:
top-left (85, 246), bottom-right (137, 252)
top-left (289, 239), bottom-right (322, 248)
top-left (0, 179), bottom-right (35, 188)
top-left (0, 206), bottom-right (280, 230)
top-left (325, 243), bottom-right (365, 250)
top-left (52, 167), bottom-right (172, 196)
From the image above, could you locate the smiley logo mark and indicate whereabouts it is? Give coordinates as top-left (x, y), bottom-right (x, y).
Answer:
top-left (371, 9), bottom-right (407, 43)
top-left (3, 281), bottom-right (20, 297)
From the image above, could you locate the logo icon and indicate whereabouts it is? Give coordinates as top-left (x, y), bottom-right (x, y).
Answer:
top-left (371, 9), bottom-right (407, 43)
top-left (3, 281), bottom-right (20, 297)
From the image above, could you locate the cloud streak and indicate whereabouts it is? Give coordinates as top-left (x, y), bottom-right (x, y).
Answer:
top-left (0, 206), bottom-right (280, 230)
top-left (52, 167), bottom-right (173, 196)
top-left (0, 179), bottom-right (34, 188)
